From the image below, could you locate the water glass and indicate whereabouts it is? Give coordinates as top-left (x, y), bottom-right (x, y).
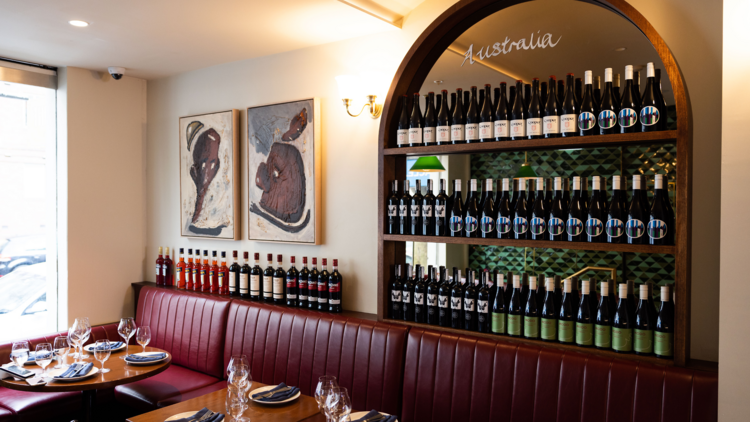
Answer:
top-left (136, 326), bottom-right (151, 353)
top-left (94, 340), bottom-right (111, 373)
top-left (10, 341), bottom-right (30, 367)
top-left (226, 386), bottom-right (247, 422)
top-left (117, 317), bottom-right (136, 359)
top-left (315, 375), bottom-right (339, 411)
top-left (326, 387), bottom-right (352, 422)
top-left (53, 337), bottom-right (69, 369)
top-left (34, 343), bottom-right (53, 375)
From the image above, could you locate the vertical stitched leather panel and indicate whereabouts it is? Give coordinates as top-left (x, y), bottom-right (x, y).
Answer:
top-left (350, 322), bottom-right (373, 412)
top-left (632, 364), bottom-right (664, 422)
top-left (691, 371), bottom-right (718, 422)
top-left (605, 360), bottom-right (637, 422)
top-left (661, 367), bottom-right (693, 422)
top-left (488, 342), bottom-right (517, 422)
top-left (450, 336), bottom-right (477, 421)
top-left (510, 345), bottom-right (541, 422)
top-left (556, 353), bottom-right (586, 422)
top-left (432, 332), bottom-right (457, 422)
top-left (533, 348), bottom-right (563, 422)
top-left (469, 339), bottom-right (497, 422)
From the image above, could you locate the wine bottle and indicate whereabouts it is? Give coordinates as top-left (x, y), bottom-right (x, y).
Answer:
top-left (633, 70), bottom-right (642, 105)
top-left (655, 285), bottom-right (674, 359)
top-left (543, 76), bottom-right (560, 138)
top-left (549, 177), bottom-right (566, 241)
top-left (449, 179), bottom-right (464, 237)
top-left (463, 90), bottom-right (470, 116)
top-left (574, 77), bottom-right (583, 105)
top-left (421, 179), bottom-right (436, 236)
top-left (613, 73), bottom-right (622, 107)
top-left (228, 251), bottom-right (240, 296)
top-left (607, 278), bottom-right (617, 313)
top-left (520, 273), bottom-right (530, 313)
top-left (410, 180), bottom-right (423, 236)
top-left (399, 180), bottom-right (411, 235)
top-left (512, 178), bottom-right (529, 240)
top-left (186, 249), bottom-right (196, 291)
top-left (619, 65), bottom-right (639, 133)
top-left (286, 257), bottom-right (299, 307)
top-left (627, 175), bottom-right (647, 244)
top-left (530, 177), bottom-right (546, 240)
top-left (554, 275), bottom-right (563, 312)
top-left (397, 95), bottom-right (409, 147)
top-left (449, 92), bottom-right (456, 123)
top-left (463, 271), bottom-right (478, 331)
top-left (648, 174), bottom-right (671, 245)
top-left (558, 279), bottom-right (575, 344)
top-left (451, 88), bottom-right (465, 144)
top-left (570, 276), bottom-right (581, 314)
top-left (598, 68), bottom-right (619, 134)
top-left (507, 275), bottom-right (523, 337)
top-left (479, 85), bottom-right (494, 142)
top-left (478, 179), bottom-right (496, 238)
top-left (435, 179), bottom-right (448, 236)
top-left (659, 175), bottom-right (675, 245)
top-left (241, 252), bottom-right (253, 300)
top-left (390, 265), bottom-right (403, 320)
top-left (607, 176), bottom-right (626, 243)
top-left (613, 284), bottom-right (633, 353)
top-left (209, 250), bottom-right (219, 293)
top-left (561, 73), bottom-right (578, 137)
top-left (527, 177), bottom-right (536, 220)
top-left (586, 176), bottom-right (607, 242)
top-left (175, 248), bottom-right (186, 289)
top-left (436, 90), bottom-right (451, 145)
top-left (557, 79), bottom-right (565, 105)
top-left (524, 276), bottom-right (540, 339)
top-left (491, 178), bottom-right (510, 239)
top-left (438, 267), bottom-right (451, 327)
top-left (387, 180), bottom-right (399, 235)
top-left (155, 246), bottom-right (165, 286)
top-left (510, 80), bottom-right (526, 140)
top-left (273, 255), bottom-right (285, 304)
top-left (562, 178), bottom-right (571, 216)
top-left (509, 85), bottom-right (516, 110)
top-left (328, 259), bottom-right (342, 313)
top-left (576, 279), bottom-right (594, 347)
top-left (634, 284), bottom-right (654, 355)
top-left (414, 265), bottom-right (427, 323)
top-left (219, 252), bottom-right (230, 295)
top-left (567, 177), bottom-right (584, 242)
top-left (492, 87), bottom-right (500, 113)
top-left (640, 176), bottom-right (651, 220)
top-left (544, 178), bottom-right (553, 216)
top-left (261, 253), bottom-right (274, 301)
top-left (595, 281), bottom-right (613, 349)
top-left (427, 266), bottom-right (440, 325)
top-left (465, 86), bottom-right (480, 143)
top-left (581, 177), bottom-right (590, 211)
top-left (524, 84), bottom-right (531, 113)
top-left (408, 93), bottom-right (423, 147)
top-left (192, 249), bottom-right (202, 291)
top-left (450, 268), bottom-right (464, 329)
top-left (494, 82), bottom-right (510, 141)
top-left (464, 179), bottom-right (479, 238)
top-left (578, 71), bottom-right (598, 136)
top-left (423, 92), bottom-right (437, 145)
top-left (318, 258), bottom-right (330, 311)
top-left (541, 81), bottom-right (548, 107)
top-left (491, 273), bottom-right (507, 335)
top-left (298, 257), bottom-right (309, 308)
top-left (503, 271), bottom-right (514, 309)
top-left (626, 280), bottom-right (637, 324)
top-left (526, 78), bottom-right (543, 139)
top-left (308, 258), bottom-right (319, 309)
top-left (402, 264), bottom-right (415, 321)
top-left (654, 69), bottom-right (668, 130)
top-left (587, 277), bottom-right (598, 319)
top-left (640, 63), bottom-right (661, 132)
top-left (593, 75), bottom-right (602, 106)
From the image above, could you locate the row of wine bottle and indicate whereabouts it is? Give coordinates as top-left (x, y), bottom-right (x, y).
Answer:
top-left (156, 248), bottom-right (343, 312)
top-left (388, 264), bottom-right (674, 357)
top-left (387, 174), bottom-right (673, 245)
top-left (396, 62), bottom-right (668, 146)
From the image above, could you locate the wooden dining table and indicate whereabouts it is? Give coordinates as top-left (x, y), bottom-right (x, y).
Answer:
top-left (0, 345), bottom-right (171, 422)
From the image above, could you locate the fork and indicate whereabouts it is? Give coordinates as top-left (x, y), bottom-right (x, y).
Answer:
top-left (256, 386), bottom-right (292, 399)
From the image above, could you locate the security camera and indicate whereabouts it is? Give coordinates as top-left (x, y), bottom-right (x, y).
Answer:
top-left (108, 67), bottom-right (125, 80)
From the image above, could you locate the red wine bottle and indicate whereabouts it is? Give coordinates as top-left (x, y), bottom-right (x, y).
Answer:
top-left (479, 85), bottom-right (494, 142)
top-left (463, 270), bottom-right (478, 331)
top-left (435, 179), bottom-right (448, 236)
top-left (633, 70), bottom-right (642, 105)
top-left (575, 77), bottom-right (583, 105)
top-left (619, 65), bottom-right (639, 133)
top-left (402, 264), bottom-right (415, 321)
top-left (414, 265), bottom-right (427, 323)
top-left (540, 81), bottom-right (548, 108)
top-left (513, 178), bottom-right (529, 240)
top-left (390, 264), bottom-right (403, 320)
top-left (549, 177), bottom-right (565, 241)
top-left (387, 180), bottom-right (399, 234)
top-left (396, 95), bottom-right (409, 147)
top-left (510, 80), bottom-right (526, 140)
top-left (507, 275), bottom-right (523, 337)
top-left (317, 258), bottom-right (330, 311)
top-left (465, 86), bottom-right (480, 143)
top-left (422, 179), bottom-right (436, 236)
top-left (229, 251), bottom-right (240, 297)
top-left (438, 267), bottom-right (451, 327)
top-left (557, 79), bottom-right (565, 105)
top-left (567, 177), bottom-right (584, 242)
top-left (593, 75), bottom-right (602, 106)
top-left (436, 90), bottom-right (451, 145)
top-left (308, 258), bottom-right (319, 309)
top-left (273, 254), bottom-right (285, 304)
top-left (648, 174), bottom-right (672, 245)
top-left (423, 92), bottom-right (437, 145)
top-left (530, 177), bottom-right (546, 240)
top-left (640, 62), bottom-right (661, 132)
top-left (247, 252), bottom-right (258, 300)
top-left (607, 176), bottom-right (626, 243)
top-left (298, 257), bottom-right (309, 308)
top-left (543, 76), bottom-right (560, 138)
top-left (494, 82), bottom-right (510, 141)
top-left (464, 179), bottom-right (479, 238)
top-left (598, 68), bottom-right (619, 134)
top-left (399, 180), bottom-right (411, 235)
top-left (286, 257), bottom-right (299, 307)
top-left (578, 71), bottom-right (598, 136)
top-left (155, 247), bottom-right (164, 286)
top-left (509, 85), bottom-right (516, 111)
top-left (526, 78), bottom-right (542, 139)
top-left (561, 73), bottom-right (578, 137)
top-left (496, 178), bottom-right (511, 239)
top-left (627, 175), bottom-right (647, 244)
top-left (328, 259), bottom-right (342, 313)
top-left (263, 253), bottom-right (274, 302)
top-left (410, 179), bottom-right (423, 236)
top-left (451, 88), bottom-right (465, 144)
top-left (408, 93), bottom-right (423, 147)
top-left (586, 176), bottom-right (607, 243)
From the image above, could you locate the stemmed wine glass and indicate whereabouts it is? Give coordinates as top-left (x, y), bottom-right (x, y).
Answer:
top-left (74, 317), bottom-right (91, 358)
top-left (325, 387), bottom-right (352, 422)
top-left (53, 337), bottom-right (69, 369)
top-left (34, 343), bottom-right (53, 376)
top-left (10, 341), bottom-right (30, 368)
top-left (315, 375), bottom-right (339, 420)
top-left (68, 323), bottom-right (86, 363)
top-left (118, 317), bottom-right (136, 360)
top-left (136, 327), bottom-right (151, 353)
top-left (226, 386), bottom-right (247, 422)
top-left (227, 354), bottom-right (249, 377)
top-left (94, 340), bottom-right (111, 374)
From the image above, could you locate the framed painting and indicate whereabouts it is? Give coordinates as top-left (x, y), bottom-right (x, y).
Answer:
top-left (247, 98), bottom-right (321, 244)
top-left (178, 109), bottom-right (240, 239)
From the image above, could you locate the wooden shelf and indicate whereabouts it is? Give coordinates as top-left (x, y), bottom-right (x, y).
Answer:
top-left (383, 234), bottom-right (675, 254)
top-left (383, 130), bottom-right (677, 156)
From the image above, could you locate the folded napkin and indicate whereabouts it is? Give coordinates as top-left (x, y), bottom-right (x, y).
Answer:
top-left (252, 383), bottom-right (300, 402)
top-left (168, 407), bottom-right (225, 422)
top-left (54, 362), bottom-right (93, 379)
top-left (89, 341), bottom-right (124, 350)
top-left (26, 352), bottom-right (53, 362)
top-left (352, 410), bottom-right (397, 422)
top-left (125, 353), bottom-right (167, 363)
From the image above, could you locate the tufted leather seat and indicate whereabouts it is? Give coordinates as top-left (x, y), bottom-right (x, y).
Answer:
top-left (400, 327), bottom-right (718, 422)
top-left (113, 287), bottom-right (231, 411)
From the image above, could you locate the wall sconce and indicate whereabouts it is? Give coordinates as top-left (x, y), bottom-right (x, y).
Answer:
top-left (335, 75), bottom-right (382, 119)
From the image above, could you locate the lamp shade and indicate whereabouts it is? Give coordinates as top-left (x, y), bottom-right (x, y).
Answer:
top-left (409, 156), bottom-right (445, 172)
top-left (514, 163), bottom-right (538, 178)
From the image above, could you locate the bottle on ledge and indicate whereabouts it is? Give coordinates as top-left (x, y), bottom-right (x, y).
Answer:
top-left (410, 180), bottom-right (423, 236)
top-left (155, 246), bottom-right (164, 286)
top-left (244, 252), bottom-right (255, 299)
top-left (186, 249), bottom-right (195, 290)
top-left (476, 271), bottom-right (491, 333)
top-left (437, 267), bottom-right (451, 327)
top-left (272, 255), bottom-right (285, 304)
top-left (176, 248), bottom-right (186, 289)
top-left (510, 80), bottom-right (526, 140)
top-left (513, 178), bottom-right (529, 240)
top-left (496, 178), bottom-right (512, 239)
top-left (209, 251), bottom-right (219, 293)
top-left (640, 62), bottom-right (661, 132)
top-left (566, 177), bottom-right (584, 242)
top-left (655, 285), bottom-right (674, 359)
top-left (503, 271), bottom-right (514, 309)
top-left (494, 82), bottom-right (510, 141)
top-left (427, 267), bottom-right (440, 325)
top-left (409, 93), bottom-right (423, 147)
top-left (587, 176), bottom-right (607, 243)
top-left (163, 247), bottom-right (174, 287)
top-left (633, 70), bottom-right (642, 106)
top-left (613, 72), bottom-right (622, 107)
top-left (450, 88), bottom-right (465, 144)
top-left (558, 279), bottom-right (575, 344)
top-left (619, 65), bottom-right (639, 133)
top-left (575, 77), bottom-right (583, 105)
top-left (464, 179), bottom-right (479, 238)
top-left (526, 78), bottom-right (542, 139)
top-left (576, 279), bottom-right (594, 347)
top-left (520, 273), bottom-right (530, 312)
top-left (465, 86), bottom-right (480, 143)
top-left (578, 70), bottom-right (598, 136)
top-left (549, 177), bottom-right (565, 241)
top-left (414, 265), bottom-right (427, 323)
top-left (219, 252), bottom-right (229, 295)
top-left (286, 257), bottom-right (299, 307)
top-left (396, 95), bottom-right (409, 147)
top-left (649, 174), bottom-right (672, 245)
top-left (479, 179), bottom-right (496, 238)
top-left (200, 250), bottom-right (210, 292)
top-left (435, 179), bottom-right (448, 236)
top-left (308, 258), bottom-right (319, 309)
top-left (654, 69), bottom-right (668, 130)
top-left (627, 175), bottom-right (648, 244)
top-left (599, 68), bottom-right (619, 135)
top-left (423, 92), bottom-right (437, 146)
top-left (524, 276), bottom-right (540, 339)
top-left (530, 177), bottom-right (546, 240)
top-left (479, 85), bottom-right (494, 142)
top-left (543, 76), bottom-right (560, 138)
top-left (595, 281), bottom-right (613, 350)
top-left (450, 268), bottom-right (464, 329)
top-left (436, 90), bottom-right (451, 145)
top-left (298, 257), bottom-right (310, 308)
top-left (634, 284), bottom-right (654, 355)
top-left (399, 180), bottom-right (411, 235)
top-left (449, 179), bottom-right (464, 237)
top-left (191, 249), bottom-right (201, 291)
top-left (318, 258), bottom-right (330, 311)
top-left (422, 179), bottom-right (436, 236)
top-left (387, 180), bottom-right (399, 235)
top-left (462, 270), bottom-right (478, 331)
top-left (607, 176), bottom-right (626, 243)
top-left (561, 73), bottom-right (578, 137)
top-left (507, 275), bottom-right (523, 337)
top-left (402, 264), bottom-right (415, 321)
top-left (229, 251), bottom-right (240, 296)
top-left (390, 264), bottom-right (403, 320)
top-left (263, 253), bottom-right (274, 301)
top-left (491, 273), bottom-right (507, 335)
top-left (593, 75), bottom-right (602, 106)
top-left (541, 278), bottom-right (557, 342)
top-left (613, 284), bottom-right (633, 353)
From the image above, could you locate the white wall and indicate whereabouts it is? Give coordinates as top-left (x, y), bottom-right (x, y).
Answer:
top-left (59, 67), bottom-right (147, 327)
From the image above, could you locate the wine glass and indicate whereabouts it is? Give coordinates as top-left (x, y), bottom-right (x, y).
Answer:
top-left (225, 386), bottom-right (247, 422)
top-left (34, 343), bottom-right (53, 375)
top-left (94, 340), bottom-right (111, 374)
top-left (78, 317), bottom-right (91, 358)
top-left (315, 375), bottom-right (338, 411)
top-left (10, 341), bottom-right (30, 368)
top-left (227, 354), bottom-right (249, 377)
top-left (136, 327), bottom-right (151, 353)
top-left (69, 322), bottom-right (85, 363)
top-left (117, 317), bottom-right (136, 359)
top-left (53, 337), bottom-right (69, 369)
top-left (326, 387), bottom-right (352, 422)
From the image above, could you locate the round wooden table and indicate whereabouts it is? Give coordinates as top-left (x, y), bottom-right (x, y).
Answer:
top-left (0, 345), bottom-right (171, 422)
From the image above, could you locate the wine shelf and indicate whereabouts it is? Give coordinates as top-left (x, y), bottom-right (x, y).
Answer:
top-left (383, 130), bottom-right (677, 156)
top-left (383, 234), bottom-right (675, 254)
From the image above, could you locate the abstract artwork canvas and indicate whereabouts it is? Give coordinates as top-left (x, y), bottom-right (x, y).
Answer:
top-left (247, 99), bottom-right (320, 244)
top-left (179, 110), bottom-right (240, 239)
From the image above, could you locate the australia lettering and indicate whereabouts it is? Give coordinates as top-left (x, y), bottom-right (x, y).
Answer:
top-left (461, 31), bottom-right (562, 66)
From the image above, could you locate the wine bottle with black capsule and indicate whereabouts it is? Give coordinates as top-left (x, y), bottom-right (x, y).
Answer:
top-left (507, 275), bottom-right (523, 337)
top-left (396, 95), bottom-right (409, 147)
top-left (580, 177), bottom-right (589, 211)
top-left (595, 281), bottom-right (613, 349)
top-left (634, 284), bottom-right (654, 355)
top-left (448, 179), bottom-right (464, 237)
top-left (479, 179), bottom-right (496, 238)
top-left (509, 179), bottom-right (519, 215)
top-left (449, 92), bottom-right (457, 124)
top-left (451, 88), bottom-right (465, 144)
top-left (435, 179), bottom-right (448, 236)
top-left (494, 178), bottom-right (511, 239)
top-left (493, 87), bottom-right (500, 113)
top-left (410, 180), bottom-right (423, 236)
top-left (554, 275), bottom-right (563, 312)
top-left (423, 92), bottom-right (437, 146)
top-left (561, 74), bottom-right (578, 137)
top-left (648, 174), bottom-right (671, 245)
top-left (402, 264), bottom-right (415, 321)
top-left (639, 175), bottom-right (651, 219)
top-left (541, 278), bottom-right (558, 342)
top-left (566, 177), bottom-right (584, 242)
top-left (599, 69), bottom-right (619, 135)
top-left (513, 178), bottom-right (529, 240)
top-left (413, 265), bottom-right (427, 323)
top-left (286, 257), bottom-right (299, 307)
top-left (654, 69), bottom-right (668, 130)
top-left (389, 265), bottom-right (403, 319)
top-left (438, 266), bottom-right (452, 327)
top-left (576, 279), bottom-right (594, 347)
top-left (527, 179), bottom-right (536, 222)
top-left (640, 62), bottom-right (661, 132)
top-left (228, 251), bottom-right (239, 296)
top-left (427, 267), bottom-right (440, 325)
top-left (529, 177), bottom-right (546, 240)
top-left (627, 175), bottom-right (647, 244)
top-left (494, 82), bottom-right (510, 141)
top-left (450, 268), bottom-right (464, 329)
top-left (655, 285), bottom-right (674, 359)
top-left (408, 93), bottom-right (423, 147)
top-left (607, 279), bottom-right (617, 313)
top-left (607, 176), bottom-right (626, 243)
top-left (524, 276), bottom-right (540, 339)
top-left (463, 271), bottom-right (478, 331)
top-left (464, 179), bottom-right (479, 238)
top-left (479, 85), bottom-right (494, 142)
top-left (613, 284), bottom-right (633, 353)
top-left (593, 75), bottom-right (602, 106)
top-left (399, 180), bottom-right (411, 235)
top-left (308, 258), bottom-right (319, 309)
top-left (387, 180), bottom-right (399, 235)
top-left (520, 273), bottom-right (530, 313)
top-left (578, 71), bottom-right (598, 136)
top-left (587, 176), bottom-right (607, 243)
top-left (549, 177), bottom-right (566, 241)
top-left (465, 86), bottom-right (480, 143)
top-left (491, 273), bottom-right (507, 335)
top-left (543, 76), bottom-right (560, 138)
top-left (526, 78), bottom-right (543, 139)
top-left (613, 73), bottom-right (622, 107)
top-left (558, 279), bottom-right (575, 344)
top-left (619, 65), bottom-right (639, 133)
top-left (298, 257), bottom-right (309, 308)
top-left (524, 84), bottom-right (531, 113)
top-left (557, 79), bottom-right (565, 104)
top-left (263, 253), bottom-right (275, 302)
top-left (422, 179), bottom-right (436, 236)
top-left (510, 80), bottom-right (526, 140)
top-left (504, 271), bottom-right (514, 308)
top-left (436, 90), bottom-right (451, 145)
top-left (245, 252), bottom-right (256, 300)
top-left (328, 260), bottom-right (342, 313)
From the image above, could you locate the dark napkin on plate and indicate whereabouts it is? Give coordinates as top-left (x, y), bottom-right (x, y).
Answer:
top-left (168, 407), bottom-right (225, 422)
top-left (125, 353), bottom-right (167, 363)
top-left (26, 351), bottom-right (54, 362)
top-left (54, 362), bottom-right (93, 379)
top-left (352, 410), bottom-right (397, 422)
top-left (90, 341), bottom-right (124, 350)
top-left (252, 383), bottom-right (300, 402)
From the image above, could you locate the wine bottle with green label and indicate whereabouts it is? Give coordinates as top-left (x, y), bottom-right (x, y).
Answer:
top-left (576, 279), bottom-right (594, 347)
top-left (612, 283), bottom-right (633, 353)
top-left (634, 284), bottom-right (655, 355)
top-left (558, 279), bottom-right (575, 344)
top-left (491, 273), bottom-right (507, 335)
top-left (655, 285), bottom-right (674, 359)
top-left (595, 281), bottom-right (612, 349)
top-left (524, 276), bottom-right (540, 339)
top-left (541, 278), bottom-right (558, 342)
top-left (507, 275), bottom-right (523, 337)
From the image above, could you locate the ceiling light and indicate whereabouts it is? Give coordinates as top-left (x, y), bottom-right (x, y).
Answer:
top-left (615, 47), bottom-right (627, 52)
top-left (69, 20), bottom-right (89, 27)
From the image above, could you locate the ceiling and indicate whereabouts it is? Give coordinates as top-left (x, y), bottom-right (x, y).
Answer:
top-left (0, 0), bottom-right (414, 80)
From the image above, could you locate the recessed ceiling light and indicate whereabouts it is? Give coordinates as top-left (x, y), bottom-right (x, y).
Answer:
top-left (69, 20), bottom-right (89, 27)
top-left (615, 47), bottom-right (627, 52)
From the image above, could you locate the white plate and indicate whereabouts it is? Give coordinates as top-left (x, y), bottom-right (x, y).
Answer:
top-left (21, 355), bottom-right (55, 366)
top-left (349, 411), bottom-right (397, 422)
top-left (250, 385), bottom-right (301, 405)
top-left (83, 342), bottom-right (127, 353)
top-left (124, 352), bottom-right (169, 366)
top-left (165, 411), bottom-right (199, 421)
top-left (47, 364), bottom-right (99, 382)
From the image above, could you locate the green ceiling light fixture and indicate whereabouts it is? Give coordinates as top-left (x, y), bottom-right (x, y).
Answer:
top-left (514, 151), bottom-right (538, 179)
top-left (409, 156), bottom-right (446, 172)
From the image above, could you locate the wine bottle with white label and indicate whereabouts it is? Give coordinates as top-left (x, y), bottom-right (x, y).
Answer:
top-left (607, 176), bottom-right (626, 244)
top-left (526, 78), bottom-right (542, 139)
top-left (494, 82), bottom-right (510, 141)
top-left (399, 180), bottom-right (411, 235)
top-left (613, 283), bottom-right (633, 353)
top-left (578, 71), bottom-right (598, 136)
top-left (414, 265), bottom-right (427, 323)
top-left (427, 267), bottom-right (440, 325)
top-left (402, 264), bottom-right (415, 321)
top-left (649, 174), bottom-right (672, 245)
top-left (286, 257), bottom-right (299, 307)
top-left (396, 95), bottom-right (409, 147)
top-left (599, 68), bottom-right (619, 135)
top-left (619, 65), bottom-right (639, 133)
top-left (242, 252), bottom-right (254, 299)
top-left (273, 254), bottom-right (285, 304)
top-left (463, 271), bottom-right (478, 331)
top-left (595, 281), bottom-right (612, 349)
top-left (627, 175), bottom-right (647, 244)
top-left (422, 179), bottom-right (436, 236)
top-left (561, 74), bottom-right (578, 137)
top-left (640, 63), bottom-right (661, 132)
top-left (478, 85), bottom-right (494, 142)
top-left (543, 76), bottom-right (560, 138)
top-left (451, 88), bottom-right (465, 144)
top-left (465, 86), bottom-right (480, 143)
top-left (495, 178), bottom-right (511, 239)
top-left (436, 90), bottom-right (451, 145)
top-left (524, 276), bottom-right (540, 339)
top-left (308, 258), bottom-right (319, 309)
top-left (510, 80), bottom-right (526, 140)
top-left (567, 177), bottom-right (584, 242)
top-left (576, 279), bottom-right (594, 347)
top-left (408, 93), bottom-right (423, 147)
top-left (387, 180), bottom-right (399, 235)
top-left (634, 284), bottom-right (654, 355)
top-left (464, 179), bottom-right (479, 238)
top-left (438, 267), bottom-right (452, 327)
top-left (298, 257), bottom-right (309, 308)
top-left (318, 259), bottom-right (330, 311)
top-left (410, 180), bottom-right (423, 236)
top-left (558, 279), bottom-right (575, 344)
top-left (587, 176), bottom-right (607, 243)
top-left (423, 92), bottom-right (437, 145)
top-left (541, 81), bottom-right (548, 107)
top-left (655, 285), bottom-right (674, 359)
top-left (549, 177), bottom-right (565, 241)
top-left (390, 265), bottom-right (403, 320)
top-left (541, 278), bottom-right (557, 342)
top-left (513, 178), bottom-right (529, 240)
top-left (450, 268), bottom-right (464, 329)
top-left (449, 179), bottom-right (464, 237)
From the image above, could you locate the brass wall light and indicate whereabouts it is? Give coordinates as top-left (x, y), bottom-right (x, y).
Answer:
top-left (335, 75), bottom-right (382, 119)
